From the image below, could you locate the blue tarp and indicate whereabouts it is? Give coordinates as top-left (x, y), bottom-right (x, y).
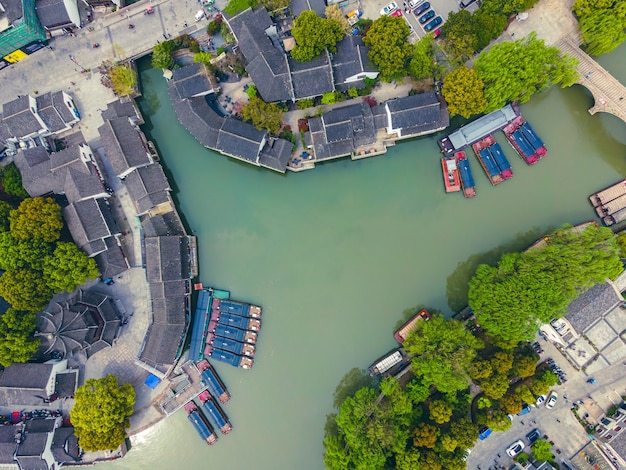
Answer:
top-left (479, 148), bottom-right (500, 177)
top-left (144, 374), bottom-right (161, 389)
top-left (210, 348), bottom-right (241, 368)
top-left (512, 129), bottom-right (535, 158)
top-left (189, 290), bottom-right (212, 362)
top-left (201, 368), bottom-right (226, 398)
top-left (218, 313), bottom-right (249, 330)
top-left (490, 143), bottom-right (511, 171)
top-left (214, 324), bottom-right (247, 343)
top-left (188, 410), bottom-right (213, 441)
top-left (212, 336), bottom-right (244, 355)
top-left (520, 122), bottom-right (544, 150)
top-left (203, 398), bottom-right (228, 429)
top-left (458, 158), bottom-right (475, 188)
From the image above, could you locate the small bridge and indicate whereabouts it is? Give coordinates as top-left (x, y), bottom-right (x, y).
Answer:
top-left (555, 37), bottom-right (626, 123)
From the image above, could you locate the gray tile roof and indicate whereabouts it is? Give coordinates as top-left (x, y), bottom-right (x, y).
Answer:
top-left (2, 96), bottom-right (42, 138)
top-left (289, 52), bottom-right (334, 99)
top-left (35, 92), bottom-right (66, 133)
top-left (152, 295), bottom-right (187, 325)
top-left (101, 98), bottom-right (140, 122)
top-left (386, 92), bottom-right (449, 135)
top-left (140, 212), bottom-right (186, 238)
top-left (98, 118), bottom-right (152, 177)
top-left (138, 322), bottom-right (186, 374)
top-left (150, 280), bottom-right (188, 299)
top-left (62, 199), bottom-right (113, 256)
top-left (171, 63), bottom-right (215, 98)
top-left (24, 419), bottom-right (56, 434)
top-left (124, 164), bottom-right (172, 214)
top-left (332, 36), bottom-right (377, 85)
top-left (35, 0), bottom-right (72, 28)
top-left (290, 0), bottom-right (326, 16)
top-left (94, 237), bottom-right (128, 279)
top-left (259, 137), bottom-right (291, 172)
top-left (51, 427), bottom-right (79, 464)
top-left (54, 371), bottom-right (77, 397)
top-left (4, 0), bottom-right (24, 23)
top-left (15, 429), bottom-right (47, 456)
top-left (216, 118), bottom-right (265, 162)
top-left (51, 91), bottom-right (77, 124)
top-left (0, 363), bottom-right (52, 389)
top-left (15, 455), bottom-right (47, 470)
top-left (168, 90), bottom-right (221, 149)
top-left (0, 114), bottom-right (11, 146)
top-left (144, 236), bottom-right (190, 282)
top-left (0, 426), bottom-right (18, 465)
top-left (566, 283), bottom-right (622, 334)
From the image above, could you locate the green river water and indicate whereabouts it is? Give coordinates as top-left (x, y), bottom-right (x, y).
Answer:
top-left (104, 44), bottom-right (626, 470)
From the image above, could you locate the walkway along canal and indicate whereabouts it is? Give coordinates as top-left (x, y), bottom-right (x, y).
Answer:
top-left (101, 45), bottom-right (626, 470)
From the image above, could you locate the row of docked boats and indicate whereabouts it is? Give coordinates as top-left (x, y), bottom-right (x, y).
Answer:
top-left (185, 359), bottom-right (233, 446)
top-left (205, 296), bottom-right (261, 369)
top-left (439, 108), bottom-right (547, 198)
top-left (589, 179), bottom-right (626, 226)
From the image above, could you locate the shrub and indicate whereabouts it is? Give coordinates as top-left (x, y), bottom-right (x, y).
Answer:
top-left (297, 98), bottom-right (314, 109)
top-left (1, 164), bottom-right (29, 199)
top-left (246, 85), bottom-right (258, 98)
top-left (109, 64), bottom-right (137, 97)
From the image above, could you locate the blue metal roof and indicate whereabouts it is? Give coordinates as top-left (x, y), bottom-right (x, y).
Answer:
top-left (520, 122), bottom-right (544, 150)
top-left (490, 143), bottom-right (511, 171)
top-left (201, 368), bottom-right (226, 398)
top-left (202, 398), bottom-right (227, 428)
top-left (189, 290), bottom-right (211, 362)
top-left (458, 158), bottom-right (475, 188)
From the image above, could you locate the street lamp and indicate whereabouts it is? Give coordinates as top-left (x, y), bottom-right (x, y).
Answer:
top-left (68, 54), bottom-right (87, 73)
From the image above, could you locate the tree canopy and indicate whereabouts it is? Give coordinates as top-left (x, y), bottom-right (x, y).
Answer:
top-left (71, 375), bottom-right (136, 452)
top-left (151, 40), bottom-right (176, 70)
top-left (1, 164), bottom-right (29, 199)
top-left (291, 11), bottom-right (344, 62)
top-left (363, 16), bottom-right (411, 81)
top-left (241, 97), bottom-right (284, 135)
top-left (0, 268), bottom-right (52, 312)
top-left (574, 0), bottom-right (626, 55)
top-left (408, 35), bottom-right (436, 80)
top-left (0, 308), bottom-right (39, 367)
top-left (532, 439), bottom-right (554, 462)
top-left (325, 4), bottom-right (352, 34)
top-left (468, 224), bottom-right (621, 345)
top-left (404, 314), bottom-right (484, 393)
top-left (9, 197), bottom-right (63, 243)
top-left (43, 242), bottom-right (99, 293)
top-left (474, 33), bottom-right (579, 111)
top-left (442, 66), bottom-right (488, 118)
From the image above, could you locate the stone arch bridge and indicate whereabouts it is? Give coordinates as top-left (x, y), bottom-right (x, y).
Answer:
top-left (556, 37), bottom-right (626, 123)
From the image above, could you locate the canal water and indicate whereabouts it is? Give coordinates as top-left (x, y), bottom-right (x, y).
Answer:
top-left (104, 44), bottom-right (626, 470)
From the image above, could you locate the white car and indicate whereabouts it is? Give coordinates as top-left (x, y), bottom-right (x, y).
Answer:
top-left (546, 391), bottom-right (558, 409)
top-left (380, 1), bottom-right (398, 15)
top-left (408, 0), bottom-right (424, 8)
top-left (506, 439), bottom-right (525, 458)
top-left (535, 394), bottom-right (546, 406)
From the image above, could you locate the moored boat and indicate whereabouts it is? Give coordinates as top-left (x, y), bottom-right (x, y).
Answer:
top-left (394, 309), bottom-right (430, 343)
top-left (589, 179), bottom-right (626, 207)
top-left (472, 136), bottom-right (503, 186)
top-left (197, 359), bottom-right (231, 404)
top-left (456, 152), bottom-right (476, 198)
top-left (595, 193), bottom-right (626, 217)
top-left (503, 114), bottom-right (545, 165)
top-left (216, 299), bottom-right (262, 319)
top-left (199, 391), bottom-right (232, 434)
top-left (368, 348), bottom-right (404, 376)
top-left (603, 206), bottom-right (626, 226)
top-left (206, 336), bottom-right (256, 357)
top-left (217, 312), bottom-right (261, 331)
top-left (489, 142), bottom-right (513, 179)
top-left (211, 348), bottom-right (254, 369)
top-left (213, 324), bottom-right (257, 344)
top-left (441, 156), bottom-right (461, 193)
top-left (185, 401), bottom-right (218, 445)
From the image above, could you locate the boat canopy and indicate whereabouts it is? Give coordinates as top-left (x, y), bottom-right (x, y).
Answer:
top-left (448, 104), bottom-right (516, 150)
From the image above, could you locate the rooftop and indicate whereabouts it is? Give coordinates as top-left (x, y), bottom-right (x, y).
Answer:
top-left (98, 117), bottom-right (152, 177)
top-left (170, 62), bottom-right (215, 99)
top-left (566, 282), bottom-right (623, 333)
top-left (124, 163), bottom-right (172, 215)
top-left (35, 0), bottom-right (71, 29)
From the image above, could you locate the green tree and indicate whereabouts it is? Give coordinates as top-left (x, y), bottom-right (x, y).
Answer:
top-left (1, 164), bottom-right (29, 199)
top-left (532, 439), bottom-right (554, 462)
top-left (513, 355), bottom-right (537, 378)
top-left (406, 377), bottom-right (430, 403)
top-left (469, 224), bottom-right (622, 345)
top-left (322, 91), bottom-right (340, 104)
top-left (617, 232), bottom-right (626, 258)
top-left (442, 67), bottom-right (488, 118)
top-left (246, 85), bottom-right (258, 98)
top-left (515, 385), bottom-right (536, 405)
top-left (499, 393), bottom-right (522, 414)
top-left (363, 16), bottom-right (412, 81)
top-left (413, 422), bottom-right (438, 448)
top-left (43, 242), bottom-right (99, 292)
top-left (440, 434), bottom-right (458, 452)
top-left (0, 232), bottom-right (51, 271)
top-left (530, 379), bottom-right (550, 397)
top-left (325, 4), bottom-right (352, 34)
top-left (580, 9), bottom-right (626, 55)
top-left (109, 65), bottom-right (137, 97)
top-left (449, 418), bottom-right (478, 450)
top-left (297, 98), bottom-right (314, 109)
top-left (71, 375), bottom-right (136, 452)
top-left (490, 351), bottom-right (514, 375)
top-left (223, 0), bottom-right (257, 16)
top-left (477, 396), bottom-right (492, 409)
top-left (440, 10), bottom-right (478, 63)
top-left (291, 11), bottom-right (344, 62)
top-left (473, 10), bottom-right (507, 50)
top-left (540, 370), bottom-right (559, 386)
top-left (485, 409), bottom-right (512, 432)
top-left (207, 19), bottom-right (222, 36)
top-left (429, 399), bottom-right (453, 424)
top-left (151, 40), bottom-right (176, 69)
top-left (408, 36), bottom-right (435, 80)
top-left (0, 201), bottom-right (12, 232)
top-left (474, 33), bottom-right (579, 111)
top-left (395, 449), bottom-right (421, 470)
top-left (260, 0), bottom-right (289, 11)
top-left (480, 373), bottom-right (509, 400)
top-left (9, 197), bottom-right (63, 243)
top-left (405, 314), bottom-right (484, 394)
top-left (419, 450), bottom-right (442, 470)
top-left (0, 269), bottom-right (52, 311)
top-left (241, 97), bottom-right (284, 134)
top-left (0, 308), bottom-right (39, 367)
top-left (469, 360), bottom-right (493, 380)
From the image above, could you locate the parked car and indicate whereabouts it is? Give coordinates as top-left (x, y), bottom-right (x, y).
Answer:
top-left (479, 426), bottom-right (492, 440)
top-left (419, 10), bottom-right (436, 24)
top-left (546, 391), bottom-right (558, 409)
top-left (432, 28), bottom-right (441, 38)
top-left (536, 394), bottom-right (547, 406)
top-left (380, 1), bottom-right (398, 15)
top-left (506, 439), bottom-right (525, 458)
top-left (413, 2), bottom-right (430, 16)
top-left (526, 429), bottom-right (541, 444)
top-left (460, 0), bottom-right (477, 7)
top-left (391, 9), bottom-right (403, 16)
top-left (408, 0), bottom-right (424, 7)
top-left (424, 16), bottom-right (442, 31)
top-left (518, 403), bottom-right (531, 416)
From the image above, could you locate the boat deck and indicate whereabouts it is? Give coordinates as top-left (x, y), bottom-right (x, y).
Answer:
top-left (456, 152), bottom-right (476, 198)
top-left (596, 192), bottom-right (626, 217)
top-left (589, 179), bottom-right (626, 207)
top-left (473, 136), bottom-right (504, 186)
top-left (197, 359), bottom-right (230, 404)
top-left (160, 361), bottom-right (209, 416)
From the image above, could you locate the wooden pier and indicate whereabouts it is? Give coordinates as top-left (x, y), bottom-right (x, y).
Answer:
top-left (159, 361), bottom-right (209, 416)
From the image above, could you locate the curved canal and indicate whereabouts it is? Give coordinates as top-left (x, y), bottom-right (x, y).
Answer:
top-left (104, 44), bottom-right (626, 470)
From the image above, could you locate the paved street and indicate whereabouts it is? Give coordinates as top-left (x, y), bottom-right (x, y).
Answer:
top-left (467, 336), bottom-right (626, 470)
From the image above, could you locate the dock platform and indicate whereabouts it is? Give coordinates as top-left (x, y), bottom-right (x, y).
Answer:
top-left (160, 361), bottom-right (209, 416)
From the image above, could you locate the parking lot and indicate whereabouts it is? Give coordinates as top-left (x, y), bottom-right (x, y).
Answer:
top-left (466, 335), bottom-right (626, 470)
top-left (360, 0), bottom-right (470, 41)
